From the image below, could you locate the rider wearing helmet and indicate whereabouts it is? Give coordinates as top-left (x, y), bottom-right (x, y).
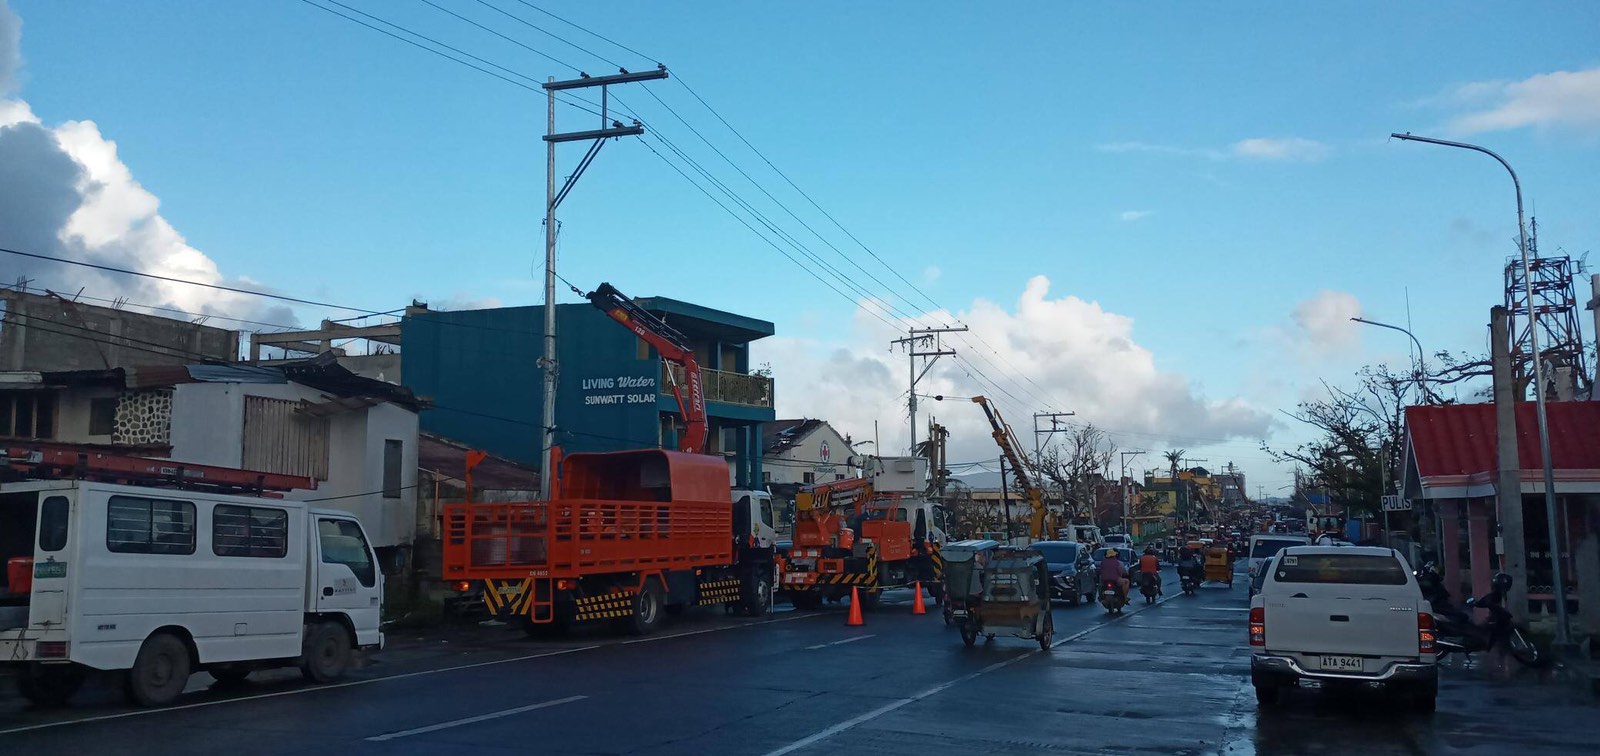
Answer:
top-left (1098, 547), bottom-right (1130, 602)
top-left (1138, 545), bottom-right (1163, 595)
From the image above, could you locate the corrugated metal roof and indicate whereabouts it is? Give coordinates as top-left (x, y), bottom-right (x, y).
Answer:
top-left (1405, 401), bottom-right (1600, 478)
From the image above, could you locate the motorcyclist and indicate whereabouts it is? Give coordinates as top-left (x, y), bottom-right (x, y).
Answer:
top-left (1175, 543), bottom-right (1201, 585)
top-left (1138, 546), bottom-right (1163, 595)
top-left (1098, 548), bottom-right (1130, 603)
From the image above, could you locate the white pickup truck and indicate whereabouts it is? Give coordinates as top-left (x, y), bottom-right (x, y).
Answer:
top-left (1248, 545), bottom-right (1437, 712)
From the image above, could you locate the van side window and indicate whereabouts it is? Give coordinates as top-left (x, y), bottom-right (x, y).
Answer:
top-left (213, 505), bottom-right (289, 558)
top-left (107, 495), bottom-right (196, 555)
top-left (318, 518), bottom-right (375, 587)
top-left (38, 496), bottom-right (69, 552)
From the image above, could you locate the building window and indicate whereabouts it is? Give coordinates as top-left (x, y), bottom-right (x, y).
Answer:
top-left (383, 439), bottom-right (404, 499)
top-left (242, 395), bottom-right (330, 479)
top-left (106, 495), bottom-right (195, 555)
top-left (213, 505), bottom-right (289, 558)
top-left (803, 472), bottom-right (815, 485)
top-left (835, 474), bottom-right (845, 481)
top-left (762, 471), bottom-right (772, 484)
top-left (0, 390), bottom-right (55, 439)
top-left (89, 397), bottom-right (117, 436)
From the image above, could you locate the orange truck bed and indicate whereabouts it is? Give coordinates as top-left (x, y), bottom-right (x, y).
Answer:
top-left (442, 449), bottom-right (734, 581)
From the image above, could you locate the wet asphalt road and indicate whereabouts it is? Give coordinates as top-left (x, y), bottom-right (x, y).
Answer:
top-left (1, 564), bottom-right (1594, 755)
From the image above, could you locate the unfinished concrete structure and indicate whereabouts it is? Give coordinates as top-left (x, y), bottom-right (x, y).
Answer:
top-left (0, 289), bottom-right (239, 371)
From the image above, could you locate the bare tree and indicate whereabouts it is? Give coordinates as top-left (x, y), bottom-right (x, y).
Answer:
top-left (1035, 424), bottom-right (1117, 524)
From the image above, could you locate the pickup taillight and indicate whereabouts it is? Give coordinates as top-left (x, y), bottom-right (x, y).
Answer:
top-left (1418, 612), bottom-right (1436, 655)
top-left (1248, 606), bottom-right (1265, 647)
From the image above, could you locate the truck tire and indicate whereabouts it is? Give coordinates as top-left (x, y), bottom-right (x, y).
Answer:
top-left (1409, 679), bottom-right (1438, 714)
top-left (790, 590), bottom-right (823, 611)
top-left (299, 621), bottom-right (353, 683)
top-left (1254, 684), bottom-right (1283, 708)
top-left (621, 584), bottom-right (664, 636)
top-left (742, 573), bottom-right (773, 618)
top-left (17, 663), bottom-right (85, 708)
top-left (126, 632), bottom-right (192, 707)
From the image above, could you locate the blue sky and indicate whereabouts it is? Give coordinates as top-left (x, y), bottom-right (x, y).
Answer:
top-left (4, 1), bottom-right (1598, 492)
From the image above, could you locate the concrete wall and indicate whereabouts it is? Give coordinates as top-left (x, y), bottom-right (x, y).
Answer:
top-left (0, 290), bottom-right (239, 371)
top-left (168, 382), bottom-right (418, 548)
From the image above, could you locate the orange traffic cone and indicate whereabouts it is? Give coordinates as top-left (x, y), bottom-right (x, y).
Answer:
top-left (846, 586), bottom-right (866, 626)
top-left (912, 581), bottom-right (927, 615)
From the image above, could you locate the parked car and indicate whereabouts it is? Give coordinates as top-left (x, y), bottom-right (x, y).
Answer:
top-left (1033, 541), bottom-right (1094, 605)
top-left (1249, 545), bottom-right (1438, 712)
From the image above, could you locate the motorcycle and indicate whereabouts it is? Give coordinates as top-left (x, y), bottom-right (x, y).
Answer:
top-left (1099, 580), bottom-right (1126, 615)
top-left (1425, 569), bottom-right (1543, 667)
top-left (1177, 560), bottom-right (1200, 596)
top-left (1138, 572), bottom-right (1160, 604)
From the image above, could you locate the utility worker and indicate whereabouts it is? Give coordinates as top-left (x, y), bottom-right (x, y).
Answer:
top-left (1138, 546), bottom-right (1163, 595)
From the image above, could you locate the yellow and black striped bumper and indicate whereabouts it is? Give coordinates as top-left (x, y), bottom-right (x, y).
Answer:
top-left (481, 578), bottom-right (533, 616)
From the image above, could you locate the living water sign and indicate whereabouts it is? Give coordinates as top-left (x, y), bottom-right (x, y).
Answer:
top-left (580, 374), bottom-right (658, 406)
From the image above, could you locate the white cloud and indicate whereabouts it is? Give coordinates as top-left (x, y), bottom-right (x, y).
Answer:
top-left (1230, 137), bottom-right (1330, 162)
top-left (921, 265), bottom-right (942, 284)
top-left (754, 276), bottom-right (1272, 464)
top-left (1291, 290), bottom-right (1363, 356)
top-left (429, 294), bottom-right (504, 311)
top-left (1097, 137), bottom-right (1330, 162)
top-left (1440, 67), bottom-right (1600, 136)
top-left (0, 1), bottom-right (292, 328)
top-left (1119, 210), bottom-right (1153, 222)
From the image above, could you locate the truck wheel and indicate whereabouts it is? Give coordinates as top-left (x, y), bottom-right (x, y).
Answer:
top-left (621, 584), bottom-right (664, 636)
top-left (126, 632), bottom-right (192, 707)
top-left (1409, 679), bottom-right (1438, 714)
top-left (17, 663), bottom-right (85, 708)
top-left (299, 621), bottom-right (353, 683)
top-left (1254, 684), bottom-right (1283, 708)
top-left (742, 574), bottom-right (773, 618)
top-left (790, 591), bottom-right (823, 611)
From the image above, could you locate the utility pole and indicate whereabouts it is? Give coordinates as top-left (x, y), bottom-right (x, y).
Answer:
top-left (1120, 450), bottom-right (1145, 539)
top-left (891, 326), bottom-right (967, 455)
top-left (1031, 411), bottom-right (1077, 461)
top-left (537, 66), bottom-right (668, 502)
top-left (999, 454), bottom-right (1014, 544)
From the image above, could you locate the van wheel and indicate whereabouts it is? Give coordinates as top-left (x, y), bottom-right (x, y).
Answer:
top-left (18, 664), bottom-right (85, 707)
top-left (299, 621), bottom-right (352, 683)
top-left (126, 633), bottom-right (192, 707)
top-left (621, 584), bottom-right (664, 636)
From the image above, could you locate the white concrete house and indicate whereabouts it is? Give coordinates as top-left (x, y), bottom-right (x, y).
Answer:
top-left (762, 419), bottom-right (859, 487)
top-left (0, 355), bottom-right (422, 551)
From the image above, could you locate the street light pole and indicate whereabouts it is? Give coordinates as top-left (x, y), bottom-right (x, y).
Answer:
top-left (1391, 131), bottom-right (1571, 646)
top-left (1120, 450), bottom-right (1144, 541)
top-left (1350, 316), bottom-right (1429, 402)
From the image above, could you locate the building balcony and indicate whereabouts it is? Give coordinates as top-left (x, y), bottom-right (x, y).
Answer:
top-left (662, 364), bottom-right (772, 409)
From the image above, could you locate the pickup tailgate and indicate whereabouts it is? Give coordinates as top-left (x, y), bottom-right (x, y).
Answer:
top-left (1264, 588), bottom-right (1420, 657)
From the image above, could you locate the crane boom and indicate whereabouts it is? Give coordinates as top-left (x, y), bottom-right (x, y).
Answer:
top-left (586, 282), bottom-right (707, 454)
top-left (971, 396), bottom-right (1055, 541)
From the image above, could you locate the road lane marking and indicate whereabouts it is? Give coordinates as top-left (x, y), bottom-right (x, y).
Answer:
top-left (804, 634), bottom-right (874, 650)
top-left (0, 609), bottom-right (832, 736)
top-left (0, 645), bottom-right (600, 736)
top-left (765, 593), bottom-right (1179, 756)
top-left (1200, 607), bottom-right (1250, 611)
top-left (365, 695), bottom-right (586, 741)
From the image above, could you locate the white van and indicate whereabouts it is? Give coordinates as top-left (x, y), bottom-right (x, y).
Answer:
top-left (1246, 534), bottom-right (1312, 590)
top-left (1, 479), bottom-right (383, 707)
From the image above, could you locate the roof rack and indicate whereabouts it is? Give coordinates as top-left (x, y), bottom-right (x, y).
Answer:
top-left (2, 441), bottom-right (313, 496)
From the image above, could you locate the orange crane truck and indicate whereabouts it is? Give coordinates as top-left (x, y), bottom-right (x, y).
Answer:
top-left (779, 460), bottom-right (945, 611)
top-left (440, 282), bottom-right (778, 635)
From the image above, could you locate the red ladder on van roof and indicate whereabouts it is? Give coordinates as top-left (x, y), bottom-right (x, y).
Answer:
top-left (1, 441), bottom-right (313, 495)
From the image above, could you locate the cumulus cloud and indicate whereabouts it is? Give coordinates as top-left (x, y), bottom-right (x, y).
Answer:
top-left (1119, 210), bottom-right (1153, 222)
top-left (0, 1), bottom-right (293, 329)
top-left (1435, 67), bottom-right (1600, 136)
top-left (1097, 137), bottom-right (1331, 162)
top-left (1291, 289), bottom-right (1363, 355)
top-left (1229, 137), bottom-right (1330, 162)
top-left (754, 276), bottom-right (1273, 465)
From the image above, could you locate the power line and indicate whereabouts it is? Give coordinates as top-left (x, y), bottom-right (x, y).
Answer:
top-left (506, 0), bottom-right (659, 64)
top-left (470, 0), bottom-right (620, 70)
top-left (419, 0), bottom-right (582, 73)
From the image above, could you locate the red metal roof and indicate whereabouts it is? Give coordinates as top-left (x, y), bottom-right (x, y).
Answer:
top-left (1406, 401), bottom-right (1600, 479)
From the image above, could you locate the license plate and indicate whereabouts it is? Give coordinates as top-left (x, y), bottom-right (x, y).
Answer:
top-left (950, 610), bottom-right (967, 618)
top-left (497, 586), bottom-right (521, 596)
top-left (1318, 655), bottom-right (1363, 671)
